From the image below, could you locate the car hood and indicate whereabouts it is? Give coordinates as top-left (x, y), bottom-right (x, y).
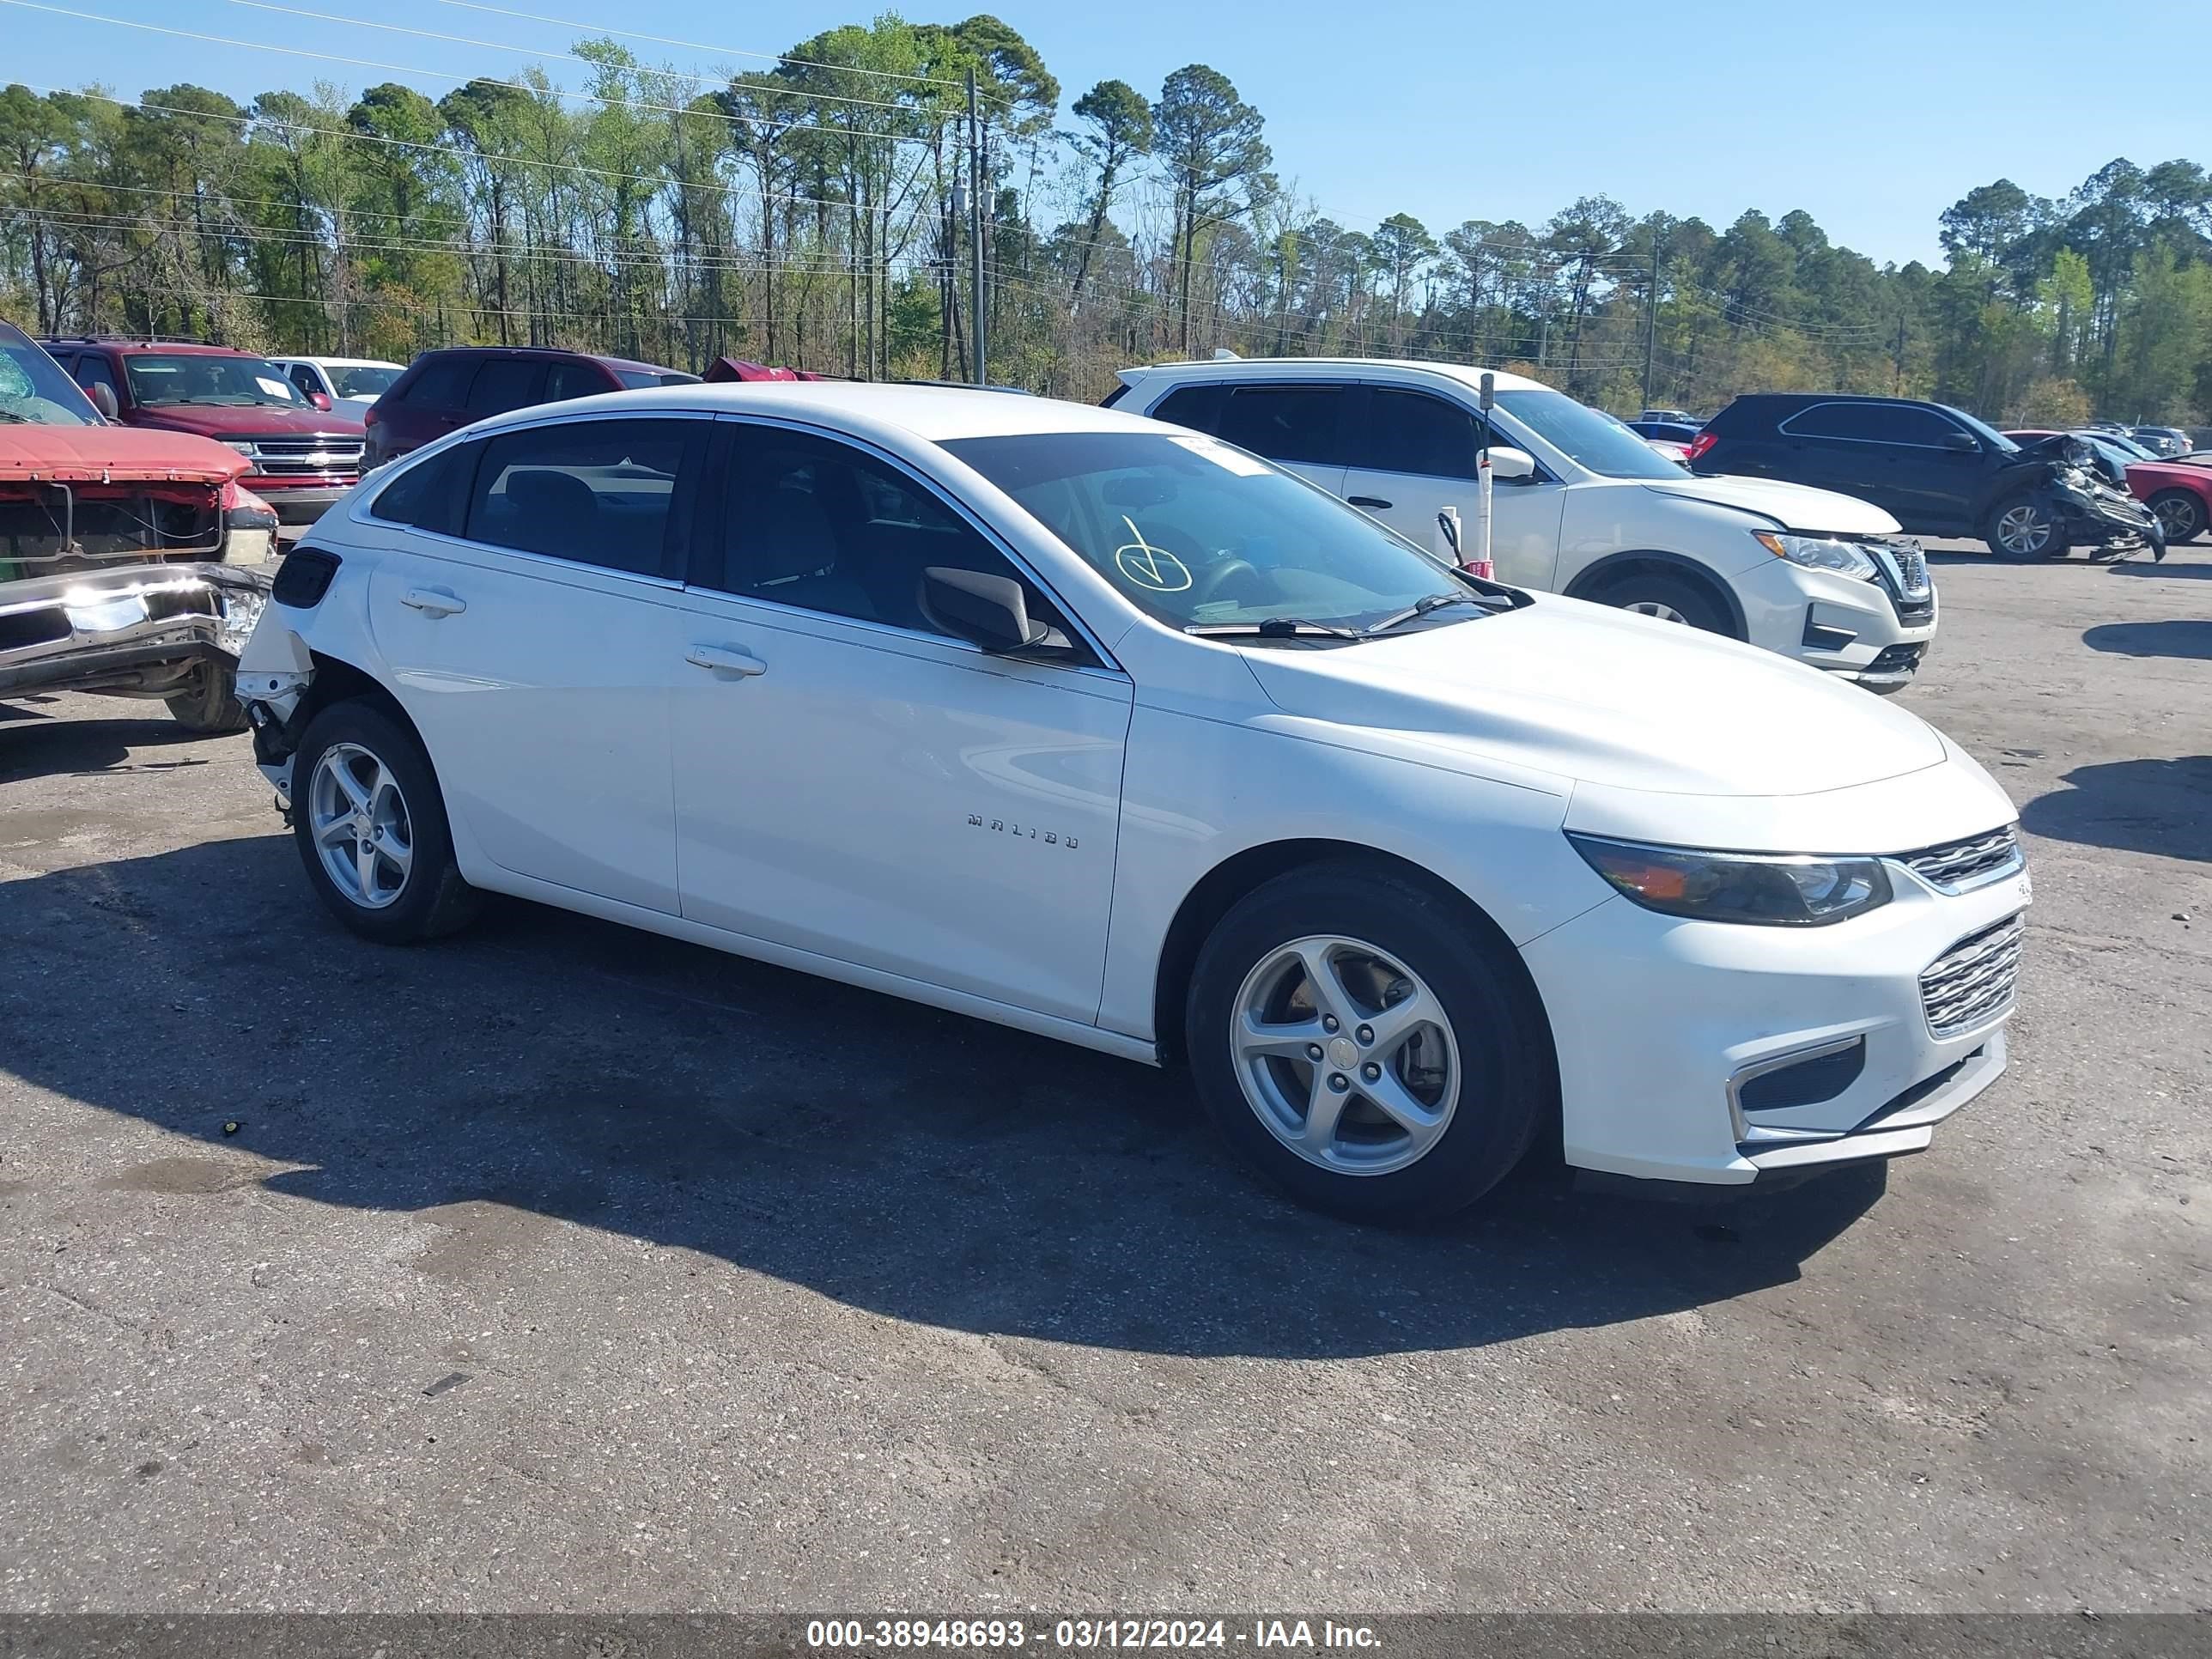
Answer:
top-left (0, 421), bottom-right (249, 484)
top-left (131, 405), bottom-right (367, 441)
top-left (1239, 595), bottom-right (1948, 800)
top-left (2126, 459), bottom-right (2208, 489)
top-left (1645, 473), bottom-right (1902, 535)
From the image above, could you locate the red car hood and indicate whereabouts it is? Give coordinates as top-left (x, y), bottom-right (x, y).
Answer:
top-left (2127, 459), bottom-right (2212, 492)
top-left (0, 422), bottom-right (250, 484)
top-left (130, 404), bottom-right (367, 442)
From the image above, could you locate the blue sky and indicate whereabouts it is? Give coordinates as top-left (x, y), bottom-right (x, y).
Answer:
top-left (7, 0), bottom-right (2202, 267)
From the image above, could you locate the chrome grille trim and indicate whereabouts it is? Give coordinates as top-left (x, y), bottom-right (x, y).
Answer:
top-left (1895, 826), bottom-right (2023, 895)
top-left (1921, 915), bottom-right (2024, 1040)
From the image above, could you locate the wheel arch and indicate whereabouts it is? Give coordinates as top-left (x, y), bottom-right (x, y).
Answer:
top-left (1563, 549), bottom-right (1747, 639)
top-left (1150, 838), bottom-right (1558, 1093)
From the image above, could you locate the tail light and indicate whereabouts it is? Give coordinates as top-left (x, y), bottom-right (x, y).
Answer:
top-left (1685, 432), bottom-right (1718, 465)
top-left (362, 404), bottom-right (380, 427)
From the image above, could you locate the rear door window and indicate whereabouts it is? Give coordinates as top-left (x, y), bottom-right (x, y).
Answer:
top-left (286, 363), bottom-right (324, 399)
top-left (1148, 382), bottom-right (1230, 435)
top-left (463, 418), bottom-right (695, 576)
top-left (1782, 402), bottom-right (1957, 447)
top-left (546, 358), bottom-right (611, 402)
top-left (1214, 384), bottom-right (1349, 466)
top-left (398, 357), bottom-right (476, 410)
top-left (465, 358), bottom-right (546, 417)
top-left (71, 353), bottom-right (120, 400)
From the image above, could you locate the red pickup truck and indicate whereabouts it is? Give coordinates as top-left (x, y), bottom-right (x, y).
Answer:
top-left (42, 337), bottom-right (366, 527)
top-left (3, 322), bottom-right (282, 730)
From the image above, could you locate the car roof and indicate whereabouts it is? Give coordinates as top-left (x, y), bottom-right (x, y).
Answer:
top-left (1120, 356), bottom-right (1554, 396)
top-left (462, 380), bottom-right (1170, 445)
top-left (64, 339), bottom-right (260, 357)
top-left (414, 345), bottom-right (678, 374)
top-left (283, 356), bottom-right (403, 368)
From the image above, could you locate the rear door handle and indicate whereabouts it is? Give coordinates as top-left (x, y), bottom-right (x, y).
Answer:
top-left (686, 643), bottom-right (767, 678)
top-left (1347, 495), bottom-right (1393, 509)
top-left (399, 586), bottom-right (465, 617)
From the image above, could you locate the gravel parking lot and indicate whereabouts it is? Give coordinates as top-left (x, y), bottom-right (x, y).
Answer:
top-left (2, 544), bottom-right (2206, 1613)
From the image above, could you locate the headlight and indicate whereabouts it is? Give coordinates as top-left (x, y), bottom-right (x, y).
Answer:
top-left (223, 440), bottom-right (258, 459)
top-left (1568, 833), bottom-right (1893, 927)
top-left (1753, 531), bottom-right (1879, 580)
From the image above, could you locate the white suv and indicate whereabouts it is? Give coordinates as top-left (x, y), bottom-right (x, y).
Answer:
top-left (235, 383), bottom-right (2022, 1221)
top-left (1109, 359), bottom-right (1937, 691)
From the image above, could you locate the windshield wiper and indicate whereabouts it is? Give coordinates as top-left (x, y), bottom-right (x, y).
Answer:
top-left (1358, 592), bottom-right (1504, 635)
top-left (1184, 617), bottom-right (1364, 641)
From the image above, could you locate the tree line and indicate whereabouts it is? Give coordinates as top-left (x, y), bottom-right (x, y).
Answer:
top-left (3, 12), bottom-right (2209, 424)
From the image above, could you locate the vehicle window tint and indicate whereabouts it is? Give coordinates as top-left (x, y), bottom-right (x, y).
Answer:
top-left (1349, 389), bottom-right (1480, 479)
top-left (1215, 385), bottom-right (1346, 465)
top-left (1784, 402), bottom-right (1958, 446)
top-left (545, 359), bottom-right (610, 403)
top-left (71, 354), bottom-right (119, 397)
top-left (466, 358), bottom-right (546, 416)
top-left (368, 441), bottom-right (477, 535)
top-left (1149, 382), bottom-right (1230, 435)
top-left (711, 427), bottom-right (1045, 638)
top-left (287, 364), bottom-right (322, 398)
top-left (614, 368), bottom-right (699, 389)
top-left (399, 358), bottom-right (474, 409)
top-left (464, 419), bottom-right (689, 575)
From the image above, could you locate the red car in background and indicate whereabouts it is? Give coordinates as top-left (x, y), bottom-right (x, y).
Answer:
top-left (2007, 428), bottom-right (2212, 545)
top-left (43, 337), bottom-right (367, 527)
top-left (362, 345), bottom-right (702, 467)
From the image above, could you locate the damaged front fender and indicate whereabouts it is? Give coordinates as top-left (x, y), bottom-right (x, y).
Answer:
top-left (234, 618), bottom-right (316, 807)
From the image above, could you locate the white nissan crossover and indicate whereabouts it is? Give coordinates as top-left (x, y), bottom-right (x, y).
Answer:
top-left (234, 383), bottom-right (2028, 1222)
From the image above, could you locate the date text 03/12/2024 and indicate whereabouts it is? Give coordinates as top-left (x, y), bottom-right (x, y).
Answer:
top-left (805, 1619), bottom-right (1383, 1650)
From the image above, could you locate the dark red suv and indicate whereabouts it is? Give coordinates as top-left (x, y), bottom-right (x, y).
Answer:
top-left (364, 347), bottom-right (700, 468)
top-left (44, 337), bottom-right (367, 526)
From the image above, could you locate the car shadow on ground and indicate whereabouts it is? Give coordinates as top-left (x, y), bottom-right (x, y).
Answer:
top-left (2106, 556), bottom-right (2212, 580)
top-left (2021, 757), bottom-right (2212, 863)
top-left (0, 836), bottom-right (1887, 1362)
top-left (2082, 620), bottom-right (2212, 660)
top-left (0, 703), bottom-right (212, 782)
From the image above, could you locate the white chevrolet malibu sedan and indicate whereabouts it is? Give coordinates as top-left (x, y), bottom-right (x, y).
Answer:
top-left (235, 384), bottom-right (2029, 1223)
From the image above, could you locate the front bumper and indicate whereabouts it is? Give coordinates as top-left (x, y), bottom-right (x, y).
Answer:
top-left (0, 562), bottom-right (272, 697)
top-left (246, 481), bottom-right (355, 526)
top-left (1736, 556), bottom-right (1936, 687)
top-left (1522, 856), bottom-right (2028, 1188)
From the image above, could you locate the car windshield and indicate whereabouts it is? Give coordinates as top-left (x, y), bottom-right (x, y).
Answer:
top-left (125, 354), bottom-right (306, 407)
top-left (329, 364), bottom-right (400, 398)
top-left (615, 368), bottom-right (702, 389)
top-left (1940, 404), bottom-right (2017, 453)
top-left (1492, 389), bottom-right (1685, 480)
top-left (0, 331), bottom-right (99, 425)
top-left (2092, 429), bottom-right (2154, 459)
top-left (943, 429), bottom-right (1470, 635)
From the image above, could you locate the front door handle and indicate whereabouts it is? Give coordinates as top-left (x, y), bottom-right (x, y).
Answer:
top-left (399, 586), bottom-right (466, 617)
top-left (1347, 495), bottom-right (1393, 510)
top-left (686, 643), bottom-right (767, 678)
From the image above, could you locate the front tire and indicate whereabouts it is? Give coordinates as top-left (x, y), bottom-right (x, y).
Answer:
top-left (164, 661), bottom-right (249, 733)
top-left (1185, 861), bottom-right (1550, 1224)
top-left (2147, 489), bottom-right (2206, 545)
top-left (1596, 570), bottom-right (1733, 635)
top-left (289, 698), bottom-right (480, 944)
top-left (1986, 497), bottom-right (2069, 561)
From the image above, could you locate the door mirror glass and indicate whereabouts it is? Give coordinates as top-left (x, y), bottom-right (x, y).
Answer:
top-left (86, 381), bottom-right (119, 420)
top-left (1487, 446), bottom-right (1537, 481)
top-left (920, 566), bottom-right (1062, 653)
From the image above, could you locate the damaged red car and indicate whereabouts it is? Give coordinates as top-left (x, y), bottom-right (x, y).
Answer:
top-left (1, 321), bottom-right (281, 732)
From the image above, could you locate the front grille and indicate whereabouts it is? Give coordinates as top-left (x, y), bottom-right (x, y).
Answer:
top-left (1868, 536), bottom-right (1933, 623)
top-left (1921, 915), bottom-right (2024, 1040)
top-left (248, 438), bottom-right (364, 477)
top-left (1898, 826), bottom-right (2023, 894)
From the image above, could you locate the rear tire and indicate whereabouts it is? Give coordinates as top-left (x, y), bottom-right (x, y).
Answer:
top-left (2147, 489), bottom-right (2206, 545)
top-left (1596, 569), bottom-right (1734, 635)
top-left (289, 698), bottom-right (480, 945)
top-left (1185, 861), bottom-right (1551, 1225)
top-left (164, 661), bottom-right (249, 732)
top-left (1985, 497), bottom-right (2069, 561)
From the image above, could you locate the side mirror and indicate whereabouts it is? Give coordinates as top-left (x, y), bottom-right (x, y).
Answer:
top-left (920, 567), bottom-right (1066, 654)
top-left (308, 389), bottom-right (333, 412)
top-left (1941, 430), bottom-right (1978, 453)
top-left (1486, 446), bottom-right (1538, 482)
top-left (86, 382), bottom-right (119, 420)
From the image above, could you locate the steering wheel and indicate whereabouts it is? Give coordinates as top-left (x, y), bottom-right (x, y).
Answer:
top-left (1190, 555), bottom-right (1259, 608)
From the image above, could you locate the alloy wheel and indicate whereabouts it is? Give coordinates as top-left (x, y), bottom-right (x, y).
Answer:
top-left (1231, 934), bottom-right (1462, 1176)
top-left (307, 741), bottom-right (414, 909)
top-left (1623, 599), bottom-right (1690, 623)
top-left (1996, 503), bottom-right (2055, 557)
top-left (2152, 495), bottom-right (2203, 543)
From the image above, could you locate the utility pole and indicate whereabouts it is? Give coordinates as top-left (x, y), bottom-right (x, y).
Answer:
top-left (1641, 234), bottom-right (1661, 411)
top-left (967, 68), bottom-right (987, 386)
top-left (1893, 313), bottom-right (1906, 395)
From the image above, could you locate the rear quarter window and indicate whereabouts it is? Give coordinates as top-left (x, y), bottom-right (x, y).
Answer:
top-left (396, 357), bottom-right (476, 410)
top-left (368, 441), bottom-right (477, 536)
